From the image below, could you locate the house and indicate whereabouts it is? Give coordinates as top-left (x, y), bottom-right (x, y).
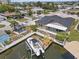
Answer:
top-left (1, 12), bottom-right (16, 17)
top-left (35, 15), bottom-right (74, 35)
top-left (0, 15), bottom-right (7, 22)
top-left (32, 7), bottom-right (44, 13)
top-left (0, 30), bottom-right (10, 48)
top-left (15, 6), bottom-right (23, 10)
top-left (13, 24), bottom-right (27, 34)
top-left (19, 10), bottom-right (27, 14)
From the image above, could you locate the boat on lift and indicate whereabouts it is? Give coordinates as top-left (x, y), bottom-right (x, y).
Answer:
top-left (26, 37), bottom-right (44, 56)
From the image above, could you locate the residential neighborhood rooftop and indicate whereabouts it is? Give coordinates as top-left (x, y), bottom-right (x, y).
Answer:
top-left (36, 15), bottom-right (74, 28)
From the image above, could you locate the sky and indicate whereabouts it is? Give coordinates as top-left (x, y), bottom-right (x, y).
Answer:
top-left (11, 0), bottom-right (79, 2)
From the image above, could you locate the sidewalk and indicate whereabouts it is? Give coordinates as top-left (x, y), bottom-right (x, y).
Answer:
top-left (64, 41), bottom-right (79, 59)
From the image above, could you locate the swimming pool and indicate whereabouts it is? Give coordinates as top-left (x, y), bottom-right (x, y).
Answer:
top-left (0, 34), bottom-right (10, 43)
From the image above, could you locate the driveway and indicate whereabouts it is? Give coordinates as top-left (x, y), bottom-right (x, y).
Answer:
top-left (0, 21), bottom-right (12, 31)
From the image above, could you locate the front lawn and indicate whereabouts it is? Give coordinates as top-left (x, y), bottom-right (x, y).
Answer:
top-left (0, 24), bottom-right (5, 28)
top-left (17, 18), bottom-right (28, 22)
top-left (67, 9), bottom-right (79, 14)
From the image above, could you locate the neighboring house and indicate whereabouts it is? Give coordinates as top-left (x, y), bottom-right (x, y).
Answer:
top-left (13, 24), bottom-right (27, 34)
top-left (35, 15), bottom-right (74, 35)
top-left (58, 5), bottom-right (72, 11)
top-left (0, 30), bottom-right (10, 48)
top-left (73, 6), bottom-right (79, 9)
top-left (0, 0), bottom-right (10, 4)
top-left (15, 6), bottom-right (23, 10)
top-left (19, 10), bottom-right (27, 14)
top-left (0, 15), bottom-right (7, 22)
top-left (32, 7), bottom-right (44, 13)
top-left (33, 14), bottom-right (45, 19)
top-left (1, 12), bottom-right (16, 17)
top-left (0, 20), bottom-right (12, 31)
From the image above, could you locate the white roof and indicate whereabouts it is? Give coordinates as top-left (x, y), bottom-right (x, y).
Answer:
top-left (32, 7), bottom-right (44, 11)
top-left (0, 15), bottom-right (6, 19)
top-left (46, 23), bottom-right (67, 31)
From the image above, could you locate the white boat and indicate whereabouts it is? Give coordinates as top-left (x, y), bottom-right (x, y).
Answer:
top-left (26, 37), bottom-right (44, 56)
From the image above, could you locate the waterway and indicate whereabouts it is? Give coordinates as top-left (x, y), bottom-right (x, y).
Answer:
top-left (0, 41), bottom-right (75, 59)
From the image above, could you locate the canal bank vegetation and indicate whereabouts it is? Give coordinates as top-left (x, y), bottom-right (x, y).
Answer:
top-left (56, 32), bottom-right (68, 41)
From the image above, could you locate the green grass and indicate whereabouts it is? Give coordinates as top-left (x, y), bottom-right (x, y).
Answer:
top-left (17, 18), bottom-right (28, 22)
top-left (56, 20), bottom-right (79, 42)
top-left (0, 24), bottom-right (5, 28)
top-left (68, 30), bottom-right (79, 41)
top-left (67, 9), bottom-right (79, 14)
top-left (68, 20), bottom-right (79, 41)
top-left (56, 32), bottom-right (68, 41)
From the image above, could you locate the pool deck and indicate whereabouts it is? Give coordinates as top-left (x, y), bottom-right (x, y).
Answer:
top-left (0, 32), bottom-right (35, 53)
top-left (64, 41), bottom-right (79, 59)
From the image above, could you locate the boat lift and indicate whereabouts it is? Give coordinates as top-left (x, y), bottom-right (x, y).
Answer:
top-left (25, 40), bottom-right (45, 59)
top-left (25, 41), bottom-right (35, 59)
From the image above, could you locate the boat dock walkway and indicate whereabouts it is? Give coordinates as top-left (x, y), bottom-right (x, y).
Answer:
top-left (36, 32), bottom-right (64, 46)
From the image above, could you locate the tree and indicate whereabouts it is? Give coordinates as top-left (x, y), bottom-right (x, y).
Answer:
top-left (42, 2), bottom-right (57, 11)
top-left (28, 9), bottom-right (33, 16)
top-left (36, 1), bottom-right (42, 7)
top-left (5, 30), bottom-right (11, 34)
top-left (27, 25), bottom-right (37, 32)
top-left (0, 4), bottom-right (15, 13)
top-left (37, 10), bottom-right (42, 15)
top-left (43, 9), bottom-right (49, 14)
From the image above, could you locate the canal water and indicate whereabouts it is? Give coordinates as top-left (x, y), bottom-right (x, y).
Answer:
top-left (0, 41), bottom-right (75, 59)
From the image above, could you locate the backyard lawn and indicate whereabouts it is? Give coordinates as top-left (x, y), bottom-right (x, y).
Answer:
top-left (68, 19), bottom-right (79, 41)
top-left (66, 9), bottom-right (79, 14)
top-left (17, 18), bottom-right (28, 22)
top-left (68, 30), bottom-right (79, 41)
top-left (56, 19), bottom-right (79, 41)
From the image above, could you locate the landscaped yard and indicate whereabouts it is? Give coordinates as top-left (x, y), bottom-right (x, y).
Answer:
top-left (66, 9), bottom-right (79, 14)
top-left (0, 24), bottom-right (5, 28)
top-left (68, 20), bottom-right (79, 41)
top-left (42, 36), bottom-right (52, 47)
top-left (68, 30), bottom-right (79, 41)
top-left (31, 34), bottom-right (53, 49)
top-left (17, 18), bottom-right (28, 22)
top-left (56, 19), bottom-right (79, 42)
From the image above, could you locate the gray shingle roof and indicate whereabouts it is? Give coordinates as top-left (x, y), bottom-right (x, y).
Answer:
top-left (36, 15), bottom-right (74, 28)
